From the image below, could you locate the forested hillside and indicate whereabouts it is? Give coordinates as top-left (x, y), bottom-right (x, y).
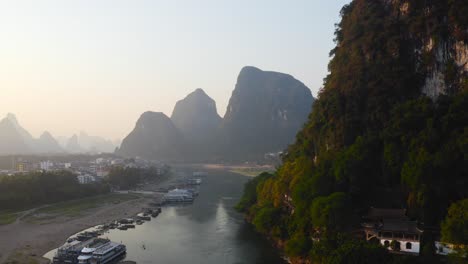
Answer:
top-left (238, 0), bottom-right (467, 263)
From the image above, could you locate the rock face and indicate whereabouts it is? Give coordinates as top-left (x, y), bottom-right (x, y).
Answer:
top-left (117, 112), bottom-right (184, 161)
top-left (171, 88), bottom-right (221, 143)
top-left (380, 0), bottom-right (468, 99)
top-left (117, 67), bottom-right (314, 161)
top-left (37, 131), bottom-right (63, 153)
top-left (218, 66), bottom-right (314, 159)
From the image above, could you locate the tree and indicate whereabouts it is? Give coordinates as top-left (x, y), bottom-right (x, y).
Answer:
top-left (235, 172), bottom-right (272, 212)
top-left (310, 192), bottom-right (352, 232)
top-left (441, 199), bottom-right (468, 244)
top-left (252, 204), bottom-right (280, 234)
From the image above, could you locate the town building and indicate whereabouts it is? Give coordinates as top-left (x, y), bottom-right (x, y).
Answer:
top-left (40, 160), bottom-right (54, 171)
top-left (77, 174), bottom-right (96, 184)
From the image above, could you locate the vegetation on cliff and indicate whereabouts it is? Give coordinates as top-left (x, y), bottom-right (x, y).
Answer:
top-left (238, 0), bottom-right (467, 262)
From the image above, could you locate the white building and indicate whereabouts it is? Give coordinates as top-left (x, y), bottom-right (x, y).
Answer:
top-left (362, 208), bottom-right (422, 254)
top-left (40, 160), bottom-right (54, 171)
top-left (77, 174), bottom-right (96, 184)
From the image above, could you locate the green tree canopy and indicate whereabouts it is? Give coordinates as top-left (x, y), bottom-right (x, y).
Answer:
top-left (441, 199), bottom-right (468, 244)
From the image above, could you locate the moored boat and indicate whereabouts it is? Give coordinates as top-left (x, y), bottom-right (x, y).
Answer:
top-left (163, 188), bottom-right (194, 204)
top-left (77, 241), bottom-right (126, 264)
top-left (53, 238), bottom-right (109, 264)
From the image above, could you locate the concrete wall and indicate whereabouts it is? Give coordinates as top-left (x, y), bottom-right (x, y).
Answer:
top-left (380, 239), bottom-right (420, 254)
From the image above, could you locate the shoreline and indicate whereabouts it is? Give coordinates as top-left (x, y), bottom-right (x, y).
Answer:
top-left (0, 164), bottom-right (270, 264)
top-left (0, 195), bottom-right (153, 264)
top-left (0, 169), bottom-right (183, 264)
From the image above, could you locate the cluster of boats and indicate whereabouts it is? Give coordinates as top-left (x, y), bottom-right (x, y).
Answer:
top-left (53, 207), bottom-right (162, 263)
top-left (162, 177), bottom-right (202, 204)
top-left (53, 238), bottom-right (125, 264)
top-left (113, 208), bottom-right (162, 230)
top-left (52, 173), bottom-right (204, 263)
top-left (104, 207), bottom-right (162, 231)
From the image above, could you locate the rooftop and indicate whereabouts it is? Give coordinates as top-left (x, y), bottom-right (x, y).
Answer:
top-left (364, 207), bottom-right (408, 221)
top-left (381, 220), bottom-right (423, 234)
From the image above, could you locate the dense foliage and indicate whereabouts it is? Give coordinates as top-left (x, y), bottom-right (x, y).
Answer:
top-left (235, 172), bottom-right (273, 212)
top-left (0, 171), bottom-right (109, 210)
top-left (441, 198), bottom-right (468, 245)
top-left (107, 166), bottom-right (162, 189)
top-left (238, 0), bottom-right (467, 262)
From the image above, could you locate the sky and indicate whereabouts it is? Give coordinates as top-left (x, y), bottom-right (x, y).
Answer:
top-left (0, 0), bottom-right (350, 140)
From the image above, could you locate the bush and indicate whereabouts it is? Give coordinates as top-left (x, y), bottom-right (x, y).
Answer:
top-left (284, 233), bottom-right (311, 257)
top-left (252, 204), bottom-right (280, 234)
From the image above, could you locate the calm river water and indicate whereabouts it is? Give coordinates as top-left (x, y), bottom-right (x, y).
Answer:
top-left (46, 168), bottom-right (285, 264)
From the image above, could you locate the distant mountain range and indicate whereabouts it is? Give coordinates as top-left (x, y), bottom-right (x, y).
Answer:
top-left (1, 66), bottom-right (314, 159)
top-left (0, 113), bottom-right (118, 155)
top-left (117, 66), bottom-right (314, 162)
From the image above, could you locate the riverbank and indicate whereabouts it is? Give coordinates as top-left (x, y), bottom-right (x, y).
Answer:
top-left (55, 167), bottom-right (286, 264)
top-left (0, 193), bottom-right (151, 264)
top-left (0, 170), bottom-right (180, 264)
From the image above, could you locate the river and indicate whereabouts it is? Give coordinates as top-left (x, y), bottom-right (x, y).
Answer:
top-left (45, 167), bottom-right (285, 264)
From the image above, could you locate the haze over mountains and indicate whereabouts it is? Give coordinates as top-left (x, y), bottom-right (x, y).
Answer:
top-left (117, 66), bottom-right (314, 161)
top-left (0, 113), bottom-right (118, 155)
top-left (0, 66), bottom-right (314, 160)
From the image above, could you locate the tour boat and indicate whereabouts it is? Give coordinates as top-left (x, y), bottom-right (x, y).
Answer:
top-left (77, 241), bottom-right (126, 264)
top-left (163, 188), bottom-right (194, 203)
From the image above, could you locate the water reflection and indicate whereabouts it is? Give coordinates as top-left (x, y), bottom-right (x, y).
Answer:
top-left (46, 169), bottom-right (285, 264)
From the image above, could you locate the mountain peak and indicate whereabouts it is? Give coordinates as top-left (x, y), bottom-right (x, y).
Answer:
top-left (37, 131), bottom-right (63, 153)
top-left (184, 88), bottom-right (211, 101)
top-left (118, 110), bottom-right (183, 160)
top-left (239, 66), bottom-right (261, 74)
top-left (40, 131), bottom-right (53, 139)
top-left (171, 89), bottom-right (221, 144)
top-left (193, 88), bottom-right (206, 94)
top-left (221, 67), bottom-right (314, 158)
top-left (140, 111), bottom-right (168, 120)
top-left (5, 113), bottom-right (18, 124)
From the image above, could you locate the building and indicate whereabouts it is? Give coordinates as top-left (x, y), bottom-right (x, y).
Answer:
top-left (15, 160), bottom-right (31, 172)
top-left (362, 208), bottom-right (423, 254)
top-left (96, 167), bottom-right (109, 177)
top-left (77, 174), bottom-right (96, 184)
top-left (40, 160), bottom-right (54, 171)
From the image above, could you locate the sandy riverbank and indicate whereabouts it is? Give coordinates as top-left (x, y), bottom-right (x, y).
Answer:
top-left (0, 165), bottom-right (246, 264)
top-left (0, 169), bottom-right (185, 264)
top-left (0, 196), bottom-right (152, 264)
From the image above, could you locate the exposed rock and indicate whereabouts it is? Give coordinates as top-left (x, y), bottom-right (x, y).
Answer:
top-left (218, 66), bottom-right (313, 160)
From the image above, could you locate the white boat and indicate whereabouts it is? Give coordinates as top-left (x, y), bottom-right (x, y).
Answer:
top-left (163, 188), bottom-right (194, 203)
top-left (187, 178), bottom-right (202, 185)
top-left (77, 241), bottom-right (126, 264)
top-left (53, 238), bottom-right (109, 264)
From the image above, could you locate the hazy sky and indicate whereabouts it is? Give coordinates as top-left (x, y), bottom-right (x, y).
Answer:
top-left (0, 0), bottom-right (350, 140)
